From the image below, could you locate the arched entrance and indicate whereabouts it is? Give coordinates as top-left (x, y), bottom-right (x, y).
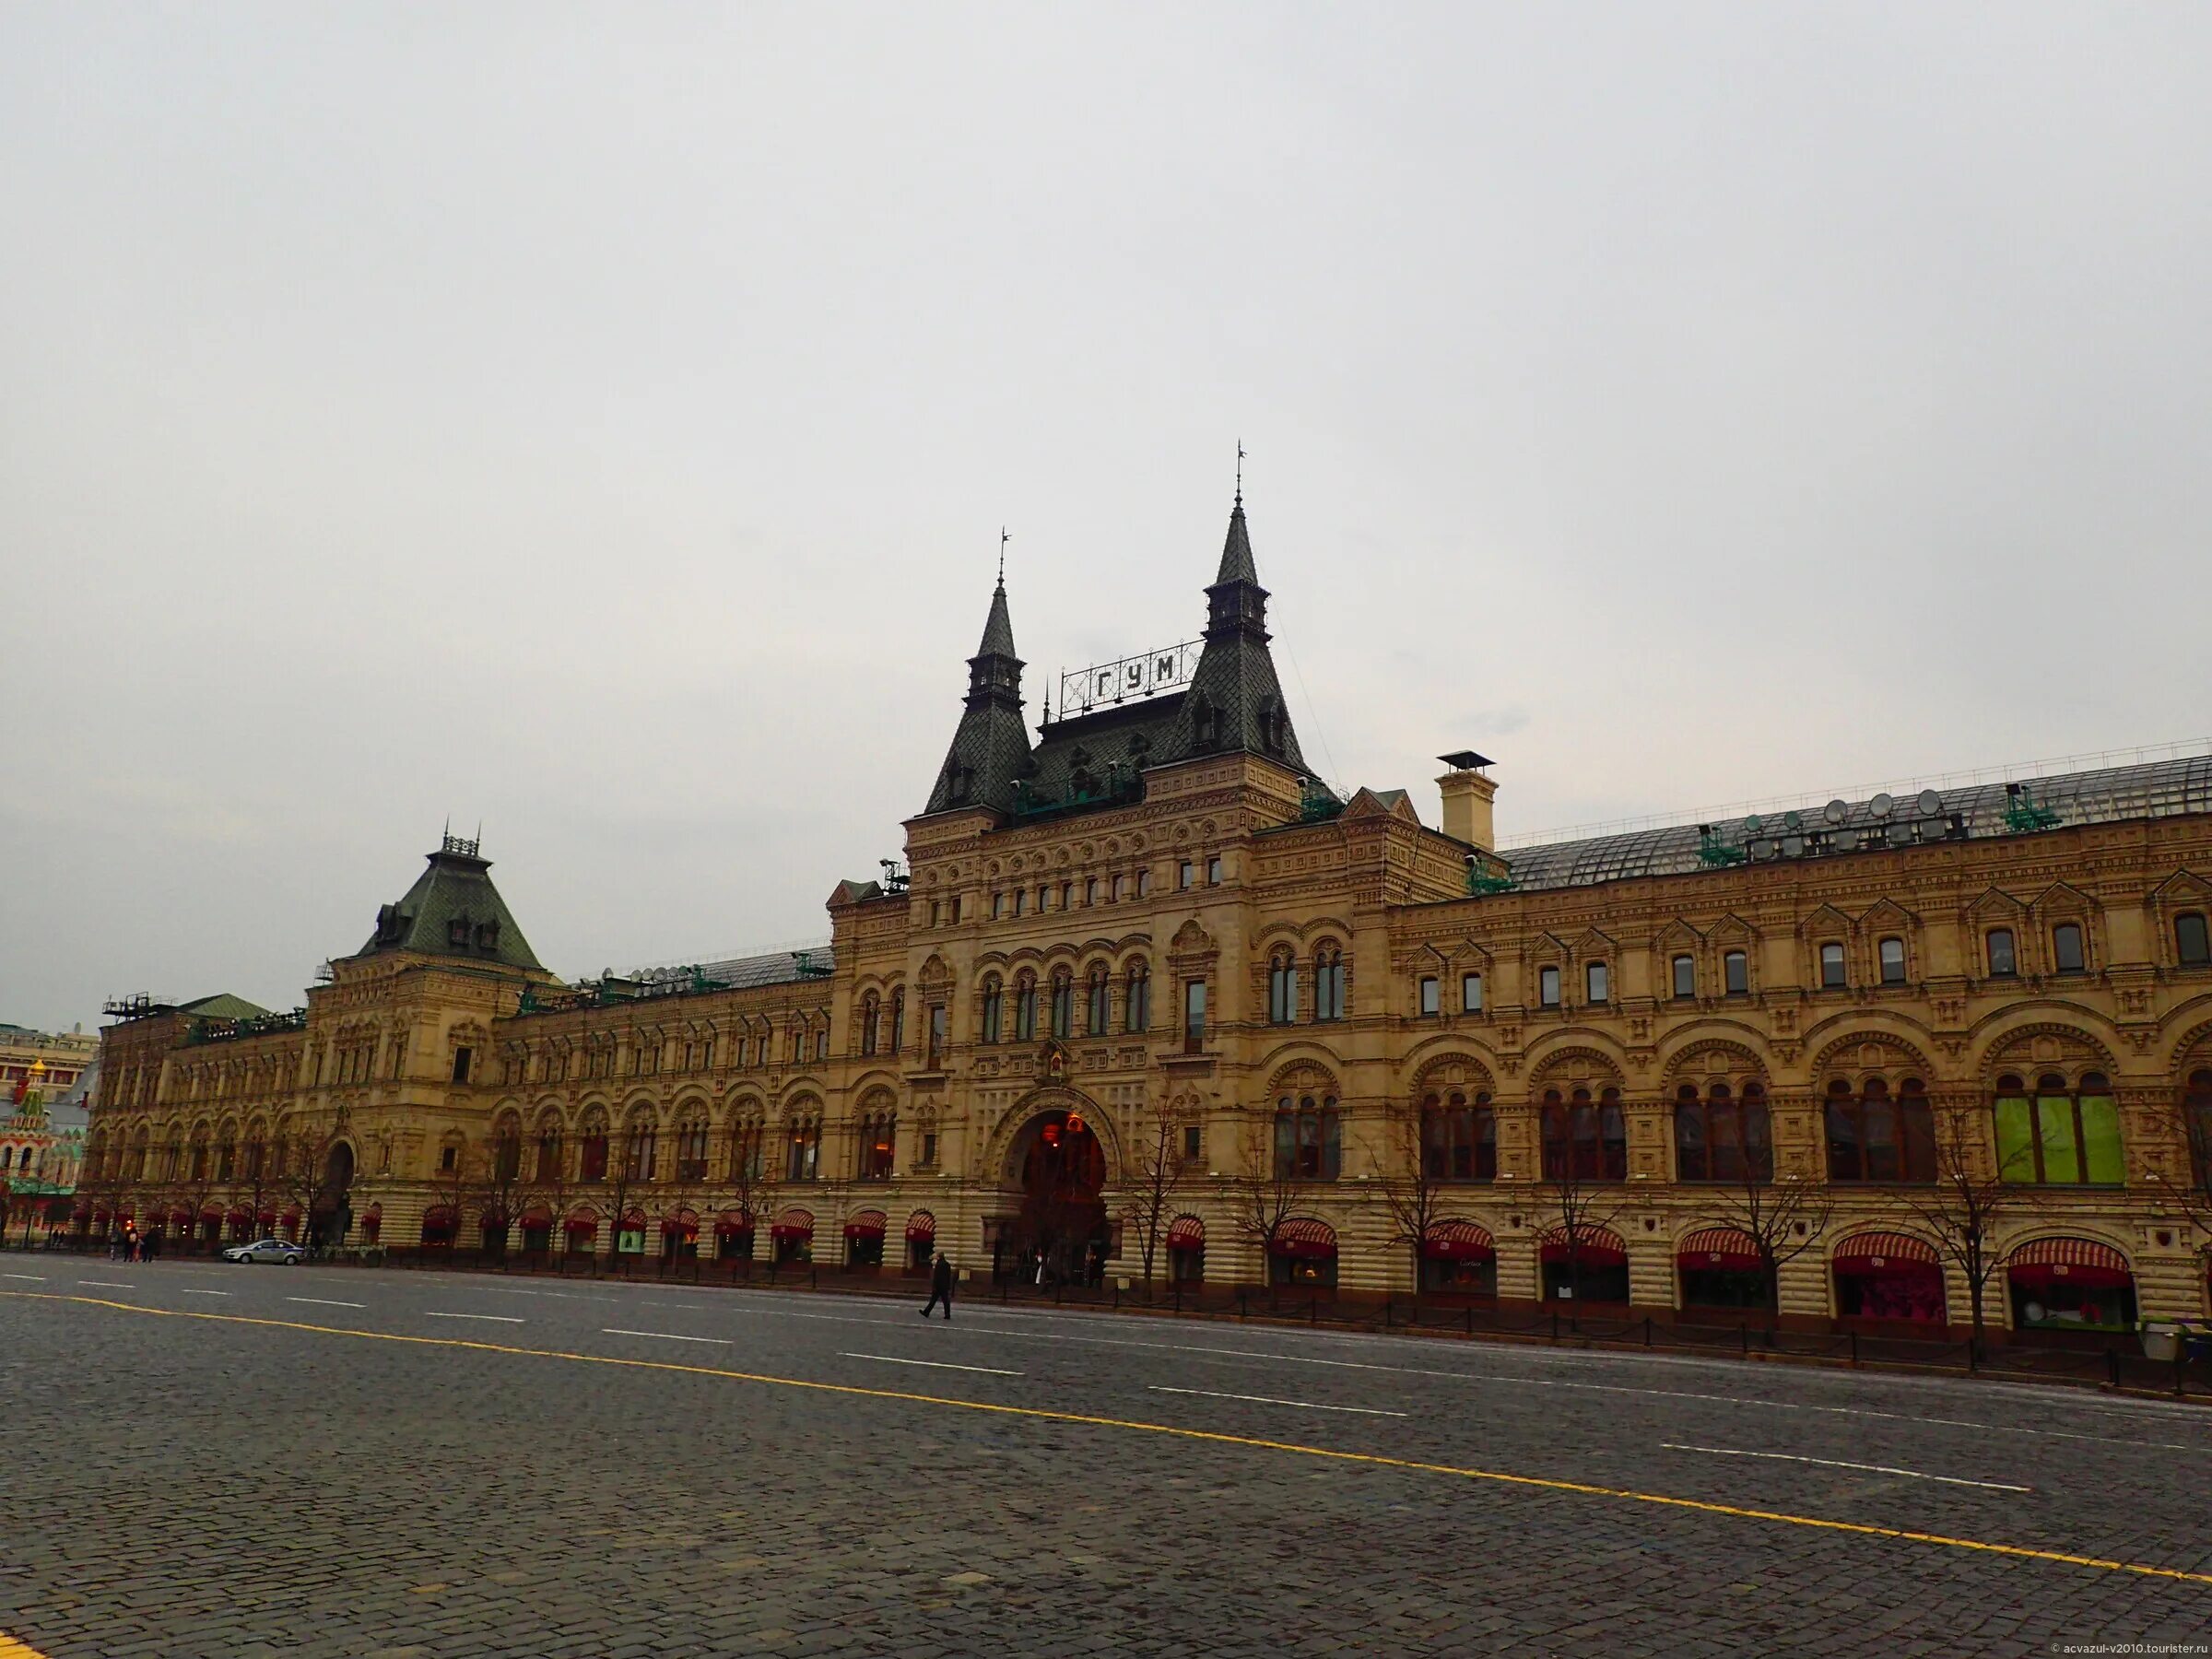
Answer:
top-left (315, 1141), bottom-right (355, 1249)
top-left (1004, 1106), bottom-right (1110, 1287)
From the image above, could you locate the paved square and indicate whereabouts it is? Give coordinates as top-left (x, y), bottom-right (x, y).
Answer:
top-left (3, 1265), bottom-right (2208, 1656)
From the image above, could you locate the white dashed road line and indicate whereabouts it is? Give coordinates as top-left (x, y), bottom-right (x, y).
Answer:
top-left (423, 1312), bottom-right (525, 1324)
top-left (79, 1280), bottom-right (132, 1289)
top-left (603, 1329), bottom-right (730, 1345)
top-left (1148, 1385), bottom-right (1406, 1418)
top-left (840, 1352), bottom-right (1023, 1376)
top-left (288, 1298), bottom-right (366, 1310)
top-left (177, 1289), bottom-right (230, 1297)
top-left (1660, 1443), bottom-right (2031, 1492)
top-left (2, 1273), bottom-right (46, 1281)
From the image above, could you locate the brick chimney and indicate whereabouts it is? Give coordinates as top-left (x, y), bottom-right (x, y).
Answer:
top-left (1436, 751), bottom-right (1499, 852)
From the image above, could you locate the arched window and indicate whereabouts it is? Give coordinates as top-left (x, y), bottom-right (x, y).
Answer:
top-left (578, 1113), bottom-right (609, 1183)
top-left (982, 977), bottom-right (1004, 1044)
top-left (1540, 1087), bottom-right (1627, 1182)
top-left (860, 993), bottom-right (879, 1056)
top-left (535, 1120), bottom-right (562, 1183)
top-left (1087, 967), bottom-right (1110, 1035)
top-left (1124, 962), bottom-right (1150, 1033)
top-left (727, 1115), bottom-right (765, 1182)
top-left (624, 1117), bottom-right (657, 1182)
top-left (784, 1116), bottom-right (821, 1182)
top-left (1272, 1095), bottom-right (1342, 1180)
top-left (888, 988), bottom-right (905, 1053)
top-left (1313, 947), bottom-right (1346, 1022)
top-left (2051, 923), bottom-right (2088, 974)
top-left (857, 1111), bottom-right (896, 1181)
top-left (1824, 1077), bottom-right (1936, 1182)
top-left (2186, 1070), bottom-right (2212, 1187)
top-left (1050, 970), bottom-right (1073, 1039)
top-left (1674, 1081), bottom-right (1772, 1182)
top-left (1015, 974), bottom-right (1038, 1042)
top-left (1421, 1090), bottom-right (1495, 1182)
top-left (1994, 1072), bottom-right (2123, 1184)
top-left (1985, 928), bottom-right (2018, 977)
top-left (1877, 936), bottom-right (1906, 985)
top-left (674, 1114), bottom-right (710, 1182)
top-left (1268, 951), bottom-right (1298, 1024)
top-left (492, 1120), bottom-right (524, 1183)
top-left (1723, 949), bottom-right (1749, 995)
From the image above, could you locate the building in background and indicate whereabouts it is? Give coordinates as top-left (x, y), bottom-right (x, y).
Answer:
top-left (79, 493), bottom-right (2212, 1339)
top-left (1, 1027), bottom-right (94, 1240)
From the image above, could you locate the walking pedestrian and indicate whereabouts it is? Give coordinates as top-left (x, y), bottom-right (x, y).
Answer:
top-left (920, 1252), bottom-right (954, 1321)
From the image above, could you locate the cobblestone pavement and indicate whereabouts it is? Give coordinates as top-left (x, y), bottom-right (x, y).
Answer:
top-left (2, 1262), bottom-right (2208, 1657)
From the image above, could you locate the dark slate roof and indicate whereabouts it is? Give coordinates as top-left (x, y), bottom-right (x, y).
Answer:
top-left (179, 994), bottom-right (272, 1020)
top-left (1216, 495), bottom-right (1259, 584)
top-left (1500, 754), bottom-right (2212, 892)
top-left (978, 581), bottom-right (1017, 657)
top-left (358, 845), bottom-right (545, 972)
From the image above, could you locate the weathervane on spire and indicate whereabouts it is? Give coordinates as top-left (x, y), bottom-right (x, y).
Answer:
top-left (998, 525), bottom-right (1009, 587)
top-left (1236, 441), bottom-right (1245, 502)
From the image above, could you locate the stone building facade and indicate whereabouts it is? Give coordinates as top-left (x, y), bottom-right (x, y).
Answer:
top-left (82, 496), bottom-right (2212, 1338)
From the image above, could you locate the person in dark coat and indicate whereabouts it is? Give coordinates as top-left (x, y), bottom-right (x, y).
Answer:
top-left (921, 1252), bottom-right (954, 1320)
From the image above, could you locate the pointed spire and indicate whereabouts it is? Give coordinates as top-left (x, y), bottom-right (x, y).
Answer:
top-left (1216, 492), bottom-right (1259, 587)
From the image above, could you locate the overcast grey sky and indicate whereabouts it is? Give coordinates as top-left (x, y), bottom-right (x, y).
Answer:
top-left (4, 4), bottom-right (2207, 1032)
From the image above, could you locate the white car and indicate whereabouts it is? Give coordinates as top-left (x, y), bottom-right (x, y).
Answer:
top-left (222, 1237), bottom-right (306, 1265)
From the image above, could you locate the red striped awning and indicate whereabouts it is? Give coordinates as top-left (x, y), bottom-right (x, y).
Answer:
top-left (1539, 1225), bottom-right (1628, 1266)
top-left (1676, 1228), bottom-right (1761, 1271)
top-left (2009, 1236), bottom-right (2129, 1272)
top-left (225, 1207), bottom-right (251, 1224)
top-left (715, 1210), bottom-right (754, 1238)
top-left (904, 1210), bottom-right (936, 1243)
top-left (1421, 1220), bottom-right (1496, 1263)
top-left (564, 1216), bottom-right (598, 1235)
top-left (1268, 1218), bottom-right (1338, 1260)
top-left (843, 1209), bottom-right (887, 1240)
top-left (771, 1208), bottom-right (814, 1241)
top-left (168, 1207), bottom-right (191, 1225)
top-left (1166, 1215), bottom-right (1205, 1251)
top-left (257, 1207), bottom-right (278, 1225)
top-left (2008, 1236), bottom-right (2133, 1290)
top-left (1831, 1231), bottom-right (1939, 1272)
top-left (280, 1206), bottom-right (301, 1225)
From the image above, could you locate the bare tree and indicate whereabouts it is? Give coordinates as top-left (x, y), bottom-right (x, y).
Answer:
top-left (272, 1110), bottom-right (350, 1251)
top-left (1224, 1113), bottom-right (1312, 1284)
top-left (1364, 1101), bottom-right (1452, 1294)
top-left (1116, 1094), bottom-right (1189, 1290)
top-left (1533, 1111), bottom-right (1629, 1309)
top-left (717, 1120), bottom-right (775, 1269)
top-left (1687, 1135), bottom-right (1835, 1320)
top-left (1892, 1096), bottom-right (2030, 1352)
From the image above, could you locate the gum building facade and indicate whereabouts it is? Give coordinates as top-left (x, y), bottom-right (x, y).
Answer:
top-left (82, 496), bottom-right (2212, 1341)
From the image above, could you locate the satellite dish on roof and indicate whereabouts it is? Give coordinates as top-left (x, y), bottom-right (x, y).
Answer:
top-left (1869, 793), bottom-right (1894, 819)
top-left (1783, 810), bottom-right (1804, 831)
top-left (1915, 788), bottom-right (1942, 816)
top-left (1743, 815), bottom-right (1764, 835)
top-left (1824, 799), bottom-right (1849, 825)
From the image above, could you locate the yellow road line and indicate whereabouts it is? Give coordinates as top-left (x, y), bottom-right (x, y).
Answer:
top-left (11, 1289), bottom-right (2212, 1589)
top-left (0, 1631), bottom-right (56, 1659)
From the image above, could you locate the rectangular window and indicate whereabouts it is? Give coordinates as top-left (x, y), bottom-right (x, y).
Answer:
top-left (1670, 955), bottom-right (1695, 998)
top-left (2053, 923), bottom-right (2086, 974)
top-left (1418, 976), bottom-right (1439, 1016)
top-left (1127, 972), bottom-right (1150, 1032)
top-left (929, 900), bottom-right (941, 928)
top-left (920, 1131), bottom-right (937, 1167)
top-left (2180, 913), bottom-right (2212, 966)
top-left (1538, 966), bottom-right (1560, 1008)
top-left (451, 1047), bottom-right (472, 1085)
top-left (1462, 972), bottom-right (1483, 1013)
top-left (1179, 860), bottom-right (1194, 890)
top-left (1113, 876), bottom-right (1127, 901)
top-left (1183, 979), bottom-right (1206, 1049)
top-left (1878, 936), bottom-right (1906, 985)
top-left (1819, 942), bottom-right (1846, 988)
top-left (1061, 883), bottom-right (1073, 910)
top-left (949, 896), bottom-right (961, 924)
top-left (1085, 878), bottom-right (1098, 905)
top-left (1724, 950), bottom-right (1748, 995)
top-left (1013, 889), bottom-right (1025, 917)
top-left (927, 1005), bottom-right (947, 1069)
top-left (1182, 1124), bottom-right (1202, 1159)
top-left (994, 892), bottom-right (1006, 920)
top-left (1137, 869), bottom-right (1152, 897)
top-left (1585, 962), bottom-right (1608, 1004)
top-left (1207, 855), bottom-right (1222, 885)
top-left (1986, 928), bottom-right (2017, 977)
